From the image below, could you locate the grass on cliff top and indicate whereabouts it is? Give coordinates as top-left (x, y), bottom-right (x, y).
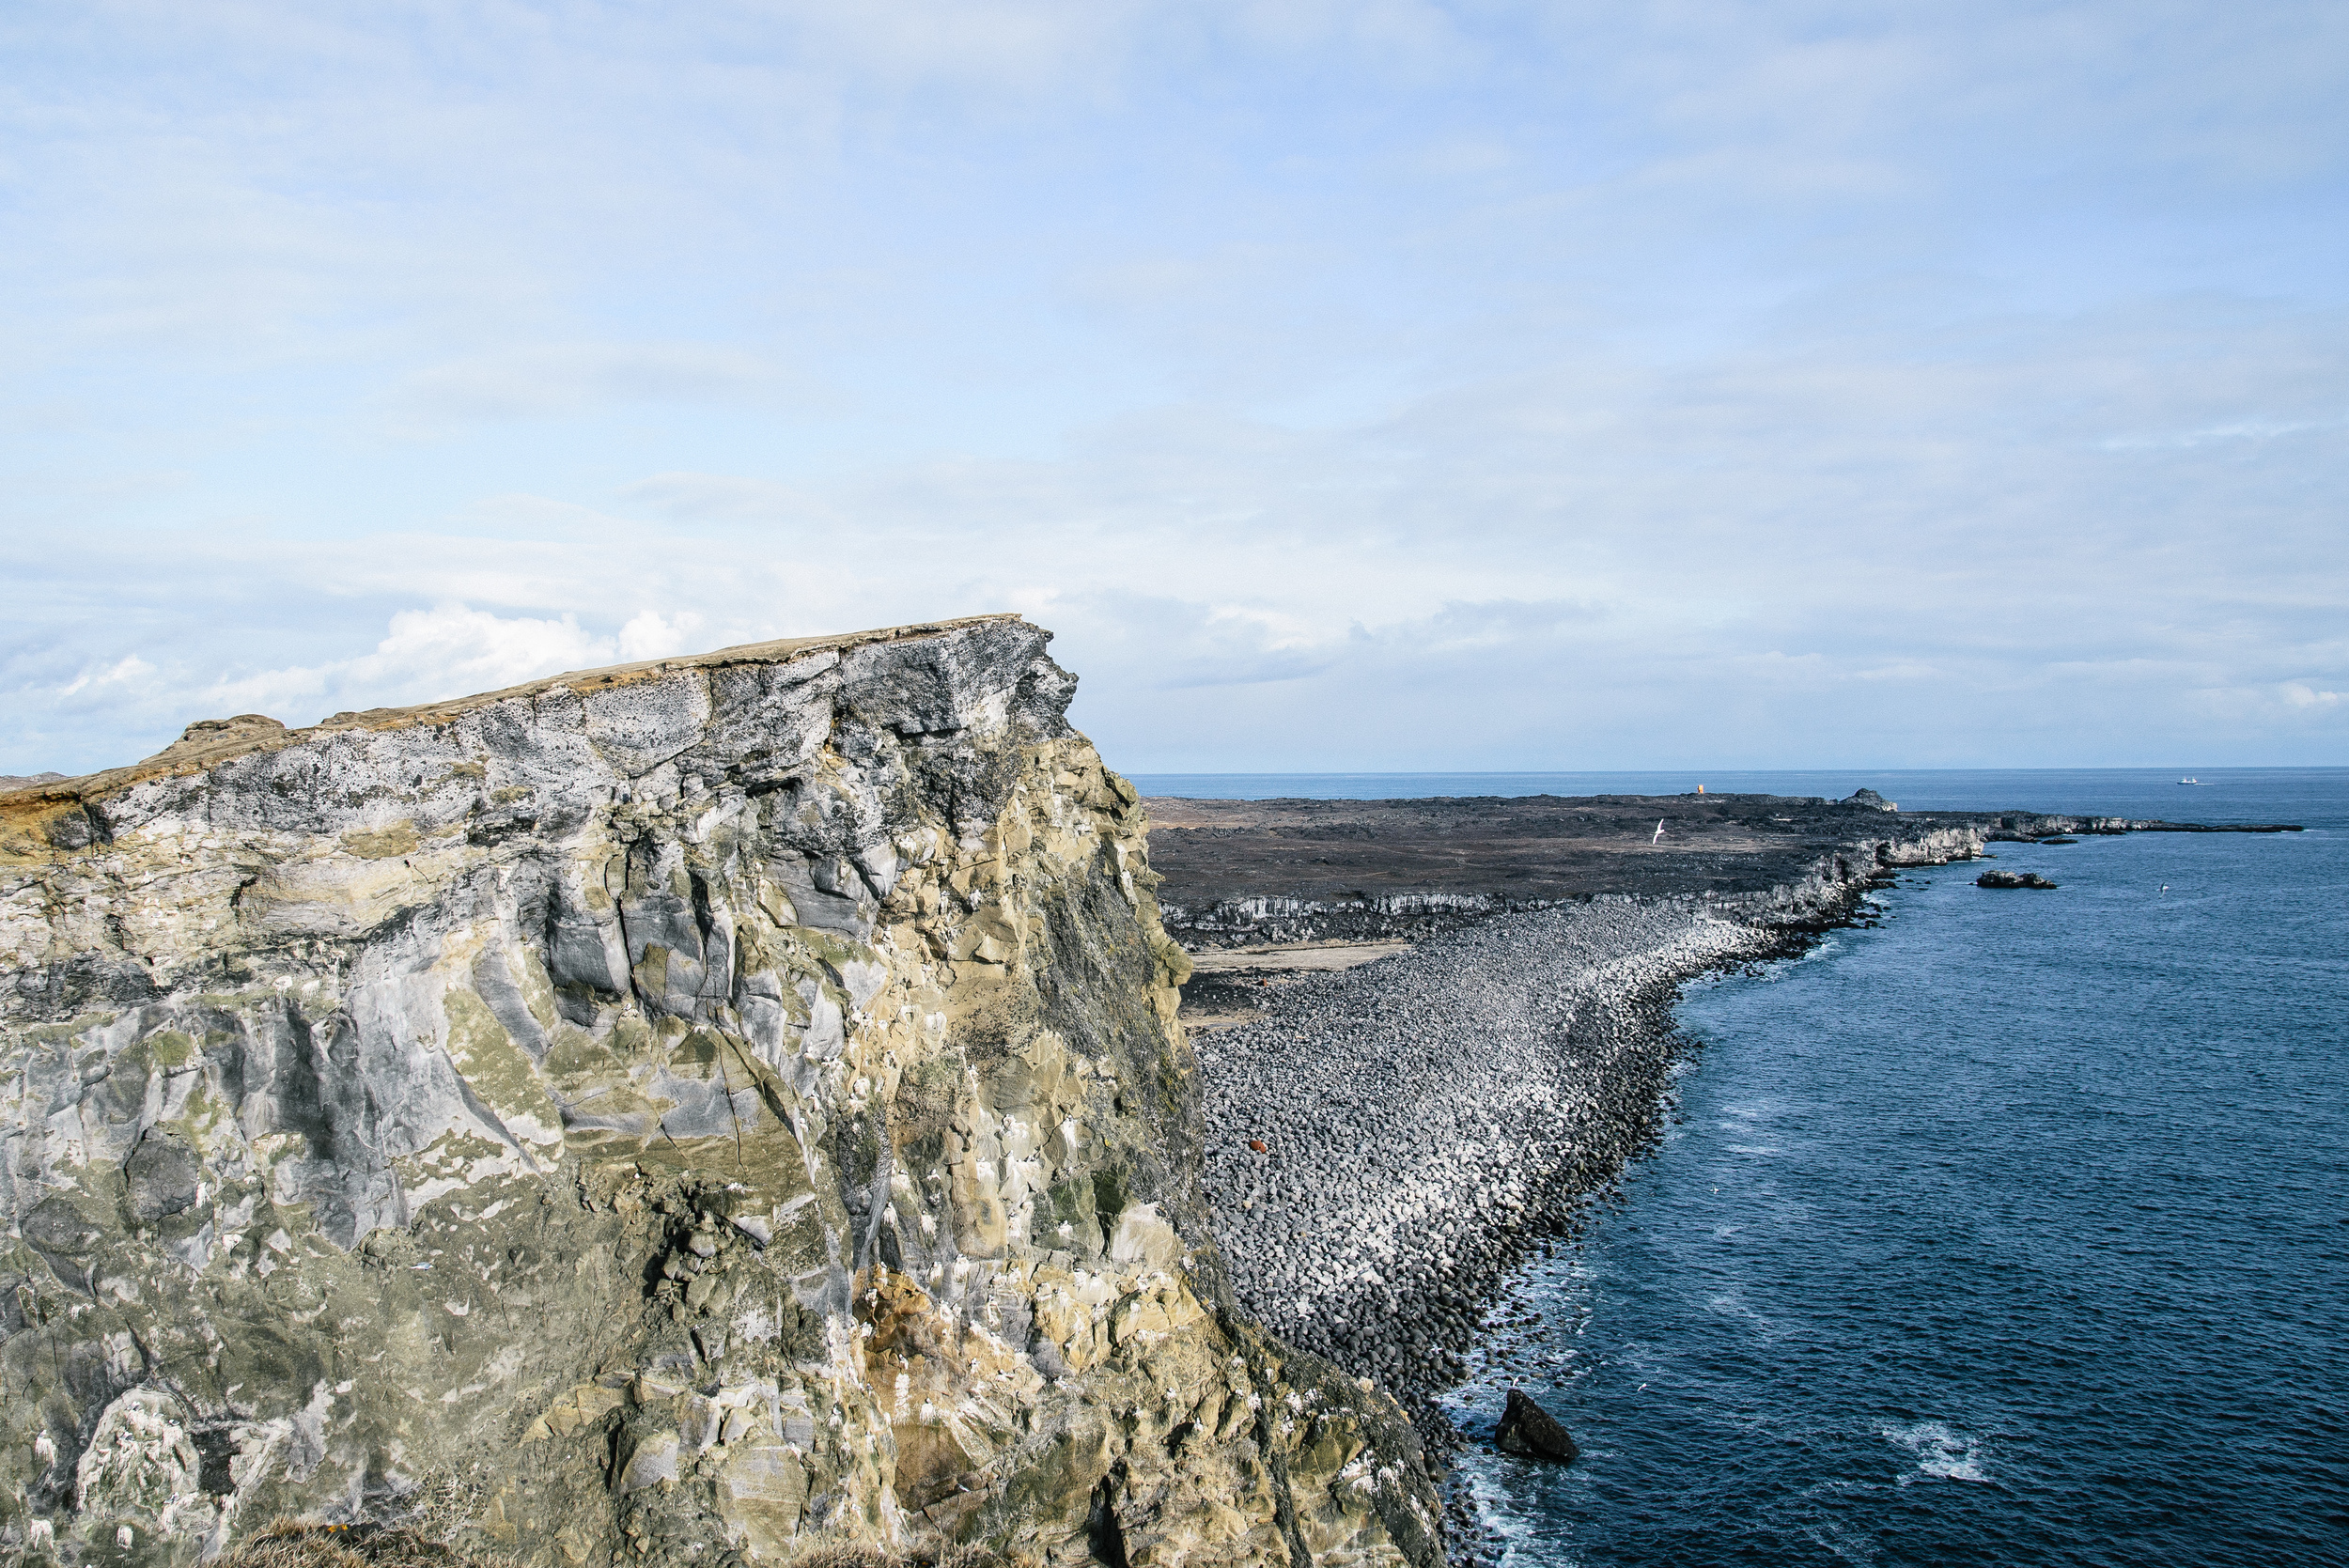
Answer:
top-left (224, 1520), bottom-right (1004, 1568)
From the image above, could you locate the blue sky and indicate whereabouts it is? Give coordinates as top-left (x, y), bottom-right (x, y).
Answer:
top-left (4, 1), bottom-right (2344, 774)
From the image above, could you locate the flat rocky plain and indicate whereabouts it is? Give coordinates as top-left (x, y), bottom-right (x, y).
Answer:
top-left (1151, 789), bottom-right (1976, 913)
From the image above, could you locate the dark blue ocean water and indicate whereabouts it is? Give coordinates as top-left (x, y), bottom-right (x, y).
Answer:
top-left (1420, 769), bottom-right (2347, 1566)
top-left (1140, 769), bottom-right (2348, 1566)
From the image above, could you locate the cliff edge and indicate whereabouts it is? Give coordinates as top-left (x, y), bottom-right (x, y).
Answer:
top-left (0, 617), bottom-right (1440, 1568)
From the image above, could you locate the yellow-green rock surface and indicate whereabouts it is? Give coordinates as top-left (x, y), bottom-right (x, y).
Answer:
top-left (0, 616), bottom-right (1441, 1568)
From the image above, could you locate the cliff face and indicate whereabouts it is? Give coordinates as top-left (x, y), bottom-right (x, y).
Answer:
top-left (0, 617), bottom-right (1439, 1568)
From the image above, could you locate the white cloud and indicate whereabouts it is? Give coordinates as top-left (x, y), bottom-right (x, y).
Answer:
top-left (388, 344), bottom-right (783, 427)
top-left (62, 655), bottom-right (156, 697)
top-left (2098, 416), bottom-right (2342, 452)
top-left (617, 609), bottom-right (705, 662)
top-left (3, 0), bottom-right (2346, 776)
top-left (773, 0), bottom-right (1151, 95)
top-left (198, 606), bottom-right (606, 717)
top-left (200, 605), bottom-right (626, 722)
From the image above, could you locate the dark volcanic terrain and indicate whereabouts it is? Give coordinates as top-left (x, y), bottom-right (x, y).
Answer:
top-left (1145, 789), bottom-right (2297, 932)
top-left (1146, 790), bottom-right (1917, 907)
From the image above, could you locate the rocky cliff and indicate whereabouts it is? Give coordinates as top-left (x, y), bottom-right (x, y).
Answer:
top-left (0, 617), bottom-right (1440, 1568)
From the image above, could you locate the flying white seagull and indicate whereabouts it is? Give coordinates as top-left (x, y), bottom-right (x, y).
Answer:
top-left (1652, 819), bottom-right (1665, 844)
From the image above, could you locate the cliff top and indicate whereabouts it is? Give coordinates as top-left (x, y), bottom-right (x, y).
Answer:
top-left (1, 613), bottom-right (1025, 812)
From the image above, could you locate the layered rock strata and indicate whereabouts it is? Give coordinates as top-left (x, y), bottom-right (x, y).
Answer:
top-left (0, 617), bottom-right (1440, 1568)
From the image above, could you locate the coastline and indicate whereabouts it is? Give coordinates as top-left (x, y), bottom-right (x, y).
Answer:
top-left (1161, 791), bottom-right (2309, 1560)
top-left (1195, 896), bottom-right (1804, 1435)
top-left (1424, 787), bottom-right (2346, 1567)
top-left (1167, 817), bottom-right (2014, 1547)
top-left (1181, 835), bottom-right (1927, 1401)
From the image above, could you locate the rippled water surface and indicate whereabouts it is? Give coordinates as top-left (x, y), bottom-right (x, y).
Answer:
top-left (1419, 770), bottom-right (2349, 1566)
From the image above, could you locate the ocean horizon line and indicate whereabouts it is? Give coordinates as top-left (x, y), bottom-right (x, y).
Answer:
top-left (1133, 765), bottom-right (2349, 780)
top-left (1126, 768), bottom-right (2346, 818)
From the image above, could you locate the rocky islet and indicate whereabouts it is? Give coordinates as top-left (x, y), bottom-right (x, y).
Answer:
top-left (1488, 1393), bottom-right (1577, 1466)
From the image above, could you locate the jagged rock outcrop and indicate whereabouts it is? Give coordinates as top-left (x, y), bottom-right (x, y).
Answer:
top-left (0, 617), bottom-right (1440, 1568)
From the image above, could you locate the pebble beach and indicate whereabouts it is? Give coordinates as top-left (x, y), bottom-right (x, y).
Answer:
top-left (1195, 897), bottom-right (1791, 1447)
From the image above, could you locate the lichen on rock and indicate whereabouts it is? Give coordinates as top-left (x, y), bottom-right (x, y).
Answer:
top-left (0, 616), bottom-right (1440, 1568)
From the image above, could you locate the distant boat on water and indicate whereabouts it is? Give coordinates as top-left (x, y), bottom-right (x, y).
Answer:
top-left (2179, 776), bottom-right (2209, 785)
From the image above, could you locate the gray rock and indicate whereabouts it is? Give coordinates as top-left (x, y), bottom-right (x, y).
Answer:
top-left (0, 615), bottom-right (1439, 1568)
top-left (121, 1128), bottom-right (202, 1223)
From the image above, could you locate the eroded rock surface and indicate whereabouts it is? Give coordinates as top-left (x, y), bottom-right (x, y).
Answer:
top-left (0, 616), bottom-right (1439, 1568)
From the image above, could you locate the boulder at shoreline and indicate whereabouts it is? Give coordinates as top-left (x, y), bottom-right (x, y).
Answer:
top-left (1494, 1389), bottom-right (1580, 1463)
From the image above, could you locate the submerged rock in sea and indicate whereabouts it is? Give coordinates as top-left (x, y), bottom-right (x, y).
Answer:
top-left (0, 616), bottom-right (1441, 1568)
top-left (1493, 1389), bottom-right (1579, 1463)
top-left (1977, 870), bottom-right (2059, 889)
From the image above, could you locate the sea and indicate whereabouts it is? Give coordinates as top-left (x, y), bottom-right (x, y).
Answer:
top-left (1133, 769), bottom-right (2349, 1567)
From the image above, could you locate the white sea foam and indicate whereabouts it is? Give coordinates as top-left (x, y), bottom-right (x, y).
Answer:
top-left (1797, 1486), bottom-right (1882, 1566)
top-left (1882, 1421), bottom-right (1990, 1483)
top-left (1462, 1469), bottom-right (1587, 1568)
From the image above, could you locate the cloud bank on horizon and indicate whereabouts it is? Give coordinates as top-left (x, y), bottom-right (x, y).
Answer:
top-left (4, 0), bottom-right (2343, 774)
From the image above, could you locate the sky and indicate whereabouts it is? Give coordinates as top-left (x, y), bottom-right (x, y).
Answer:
top-left (4, 0), bottom-right (2344, 776)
